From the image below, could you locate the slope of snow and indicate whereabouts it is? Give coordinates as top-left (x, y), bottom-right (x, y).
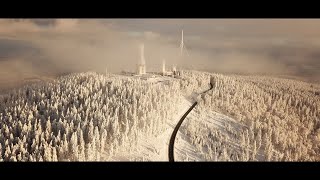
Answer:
top-left (108, 97), bottom-right (192, 161)
top-left (175, 108), bottom-right (242, 161)
top-left (0, 72), bottom-right (184, 161)
top-left (1, 70), bottom-right (319, 161)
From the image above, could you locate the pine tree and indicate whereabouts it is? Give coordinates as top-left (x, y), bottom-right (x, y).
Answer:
top-left (45, 119), bottom-right (52, 140)
top-left (0, 143), bottom-right (2, 160)
top-left (4, 146), bottom-right (11, 161)
top-left (78, 130), bottom-right (85, 161)
top-left (252, 140), bottom-right (257, 161)
top-left (222, 147), bottom-right (229, 161)
top-left (85, 143), bottom-right (93, 161)
top-left (62, 135), bottom-right (68, 160)
top-left (94, 126), bottom-right (100, 160)
top-left (9, 155), bottom-right (17, 162)
top-left (52, 147), bottom-right (58, 161)
top-left (38, 155), bottom-right (43, 162)
top-left (86, 120), bottom-right (94, 143)
top-left (16, 152), bottom-right (22, 162)
top-left (43, 145), bottom-right (52, 161)
top-left (69, 132), bottom-right (78, 160)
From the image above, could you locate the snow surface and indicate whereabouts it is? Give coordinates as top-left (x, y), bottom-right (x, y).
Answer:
top-left (107, 73), bottom-right (242, 161)
top-left (108, 91), bottom-right (241, 161)
top-left (108, 97), bottom-right (192, 161)
top-left (175, 108), bottom-right (241, 161)
top-left (2, 70), bottom-right (318, 161)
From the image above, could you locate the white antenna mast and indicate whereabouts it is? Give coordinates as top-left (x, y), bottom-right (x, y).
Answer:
top-left (180, 29), bottom-right (189, 57)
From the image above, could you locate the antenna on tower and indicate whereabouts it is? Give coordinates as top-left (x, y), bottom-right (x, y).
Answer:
top-left (180, 29), bottom-right (189, 57)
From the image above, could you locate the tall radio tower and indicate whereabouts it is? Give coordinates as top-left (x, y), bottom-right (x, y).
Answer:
top-left (179, 29), bottom-right (189, 57)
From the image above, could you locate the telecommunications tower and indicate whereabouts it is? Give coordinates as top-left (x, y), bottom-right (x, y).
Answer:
top-left (179, 30), bottom-right (189, 57)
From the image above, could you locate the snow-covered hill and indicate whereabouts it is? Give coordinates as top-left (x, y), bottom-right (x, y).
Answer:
top-left (0, 70), bottom-right (319, 161)
top-left (0, 72), bottom-right (183, 161)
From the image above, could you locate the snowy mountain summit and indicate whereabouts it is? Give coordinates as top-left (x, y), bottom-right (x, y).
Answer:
top-left (0, 71), bottom-right (319, 161)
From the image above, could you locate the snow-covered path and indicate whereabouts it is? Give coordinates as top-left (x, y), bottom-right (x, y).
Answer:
top-left (107, 82), bottom-right (240, 161)
top-left (107, 79), bottom-right (242, 161)
top-left (168, 82), bottom-right (213, 161)
top-left (108, 97), bottom-right (192, 161)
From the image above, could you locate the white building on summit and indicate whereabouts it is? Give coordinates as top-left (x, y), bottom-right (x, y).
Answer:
top-left (136, 44), bottom-right (146, 75)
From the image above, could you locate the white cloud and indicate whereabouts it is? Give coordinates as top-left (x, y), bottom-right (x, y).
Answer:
top-left (0, 19), bottom-right (40, 36)
top-left (0, 19), bottom-right (320, 82)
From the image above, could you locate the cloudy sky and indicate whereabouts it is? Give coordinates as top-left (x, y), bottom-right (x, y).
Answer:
top-left (0, 19), bottom-right (320, 86)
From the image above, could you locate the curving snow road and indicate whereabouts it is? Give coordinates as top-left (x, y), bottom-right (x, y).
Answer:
top-left (168, 83), bottom-right (213, 162)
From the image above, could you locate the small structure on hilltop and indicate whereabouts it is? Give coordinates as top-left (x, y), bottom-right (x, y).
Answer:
top-left (210, 76), bottom-right (217, 88)
top-left (161, 65), bottom-right (181, 77)
top-left (161, 60), bottom-right (180, 77)
top-left (172, 65), bottom-right (181, 76)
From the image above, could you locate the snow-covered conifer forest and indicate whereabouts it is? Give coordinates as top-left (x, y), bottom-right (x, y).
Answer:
top-left (0, 71), bottom-right (319, 161)
top-left (177, 71), bottom-right (320, 161)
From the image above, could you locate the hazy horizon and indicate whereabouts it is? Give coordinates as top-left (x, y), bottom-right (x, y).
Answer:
top-left (1, 19), bottom-right (320, 91)
top-left (1, 20), bottom-right (320, 162)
